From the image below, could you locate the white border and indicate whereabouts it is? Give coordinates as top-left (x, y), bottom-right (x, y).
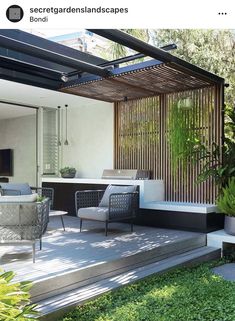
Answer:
top-left (0, 0), bottom-right (234, 29)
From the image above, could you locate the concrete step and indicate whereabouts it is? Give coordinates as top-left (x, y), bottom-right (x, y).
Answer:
top-left (31, 234), bottom-right (206, 303)
top-left (37, 246), bottom-right (220, 321)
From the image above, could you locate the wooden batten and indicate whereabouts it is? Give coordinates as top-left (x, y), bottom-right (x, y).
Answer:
top-left (114, 85), bottom-right (223, 204)
top-left (61, 62), bottom-right (214, 102)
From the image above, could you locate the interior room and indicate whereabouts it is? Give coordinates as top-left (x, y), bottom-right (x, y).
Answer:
top-left (0, 79), bottom-right (114, 185)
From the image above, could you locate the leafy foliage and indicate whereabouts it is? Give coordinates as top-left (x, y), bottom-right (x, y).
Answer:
top-left (217, 177), bottom-right (235, 216)
top-left (168, 100), bottom-right (201, 173)
top-left (59, 167), bottom-right (76, 175)
top-left (0, 269), bottom-right (38, 321)
top-left (61, 261), bottom-right (235, 321)
top-left (196, 107), bottom-right (235, 190)
top-left (196, 138), bottom-right (235, 188)
top-left (36, 195), bottom-right (46, 202)
top-left (100, 29), bottom-right (149, 61)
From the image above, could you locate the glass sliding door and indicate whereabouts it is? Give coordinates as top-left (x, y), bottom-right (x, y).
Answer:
top-left (40, 108), bottom-right (59, 177)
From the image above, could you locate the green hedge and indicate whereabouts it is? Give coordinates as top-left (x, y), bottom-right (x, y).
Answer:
top-left (62, 262), bottom-right (235, 321)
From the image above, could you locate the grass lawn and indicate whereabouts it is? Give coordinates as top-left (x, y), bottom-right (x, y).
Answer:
top-left (61, 261), bottom-right (235, 321)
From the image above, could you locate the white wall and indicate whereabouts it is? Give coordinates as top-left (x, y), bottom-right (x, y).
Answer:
top-left (0, 114), bottom-right (37, 185)
top-left (61, 97), bottom-right (114, 178)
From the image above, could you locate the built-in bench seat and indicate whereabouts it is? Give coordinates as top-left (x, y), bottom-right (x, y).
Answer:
top-left (138, 201), bottom-right (222, 233)
top-left (142, 201), bottom-right (217, 214)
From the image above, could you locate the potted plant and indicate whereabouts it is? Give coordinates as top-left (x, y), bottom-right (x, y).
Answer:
top-left (177, 97), bottom-right (193, 110)
top-left (217, 177), bottom-right (235, 235)
top-left (59, 167), bottom-right (76, 178)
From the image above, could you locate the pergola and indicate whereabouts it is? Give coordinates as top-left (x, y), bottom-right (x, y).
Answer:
top-left (0, 29), bottom-right (225, 203)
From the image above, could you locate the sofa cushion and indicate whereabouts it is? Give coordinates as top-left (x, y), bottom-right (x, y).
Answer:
top-left (0, 203), bottom-right (38, 226)
top-left (0, 183), bottom-right (32, 195)
top-left (77, 207), bottom-right (109, 221)
top-left (99, 184), bottom-right (137, 207)
top-left (0, 194), bottom-right (38, 203)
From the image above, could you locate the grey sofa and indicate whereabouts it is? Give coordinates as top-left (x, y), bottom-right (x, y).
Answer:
top-left (0, 194), bottom-right (50, 263)
top-left (75, 185), bottom-right (139, 236)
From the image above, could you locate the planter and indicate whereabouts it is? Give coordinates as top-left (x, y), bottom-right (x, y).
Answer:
top-left (61, 171), bottom-right (76, 178)
top-left (177, 97), bottom-right (193, 110)
top-left (224, 215), bottom-right (235, 236)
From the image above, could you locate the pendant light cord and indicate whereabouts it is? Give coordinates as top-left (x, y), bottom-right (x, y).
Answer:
top-left (57, 106), bottom-right (61, 146)
top-left (64, 104), bottom-right (69, 145)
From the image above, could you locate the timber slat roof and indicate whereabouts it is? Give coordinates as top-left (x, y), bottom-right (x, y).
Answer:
top-left (60, 61), bottom-right (215, 102)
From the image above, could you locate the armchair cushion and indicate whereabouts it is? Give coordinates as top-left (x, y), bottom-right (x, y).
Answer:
top-left (0, 183), bottom-right (32, 195)
top-left (0, 194), bottom-right (38, 203)
top-left (78, 207), bottom-right (109, 221)
top-left (99, 184), bottom-right (137, 207)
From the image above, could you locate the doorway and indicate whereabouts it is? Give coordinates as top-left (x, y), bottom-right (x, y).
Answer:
top-left (0, 101), bottom-right (38, 186)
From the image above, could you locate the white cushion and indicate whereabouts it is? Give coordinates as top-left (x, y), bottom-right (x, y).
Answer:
top-left (99, 184), bottom-right (137, 207)
top-left (0, 193), bottom-right (38, 203)
top-left (77, 207), bottom-right (109, 221)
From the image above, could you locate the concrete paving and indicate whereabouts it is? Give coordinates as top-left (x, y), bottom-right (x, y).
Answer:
top-left (212, 263), bottom-right (235, 281)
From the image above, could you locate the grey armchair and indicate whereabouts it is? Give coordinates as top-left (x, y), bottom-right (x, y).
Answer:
top-left (75, 185), bottom-right (139, 236)
top-left (0, 197), bottom-right (50, 263)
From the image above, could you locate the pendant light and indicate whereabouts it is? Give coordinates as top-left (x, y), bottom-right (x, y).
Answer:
top-left (64, 104), bottom-right (69, 145)
top-left (57, 106), bottom-right (61, 146)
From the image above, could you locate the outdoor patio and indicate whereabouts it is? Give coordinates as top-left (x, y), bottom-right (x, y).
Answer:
top-left (0, 28), bottom-right (232, 321)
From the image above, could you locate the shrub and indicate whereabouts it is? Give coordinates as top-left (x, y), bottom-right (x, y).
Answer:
top-left (217, 177), bottom-right (235, 216)
top-left (0, 269), bottom-right (38, 321)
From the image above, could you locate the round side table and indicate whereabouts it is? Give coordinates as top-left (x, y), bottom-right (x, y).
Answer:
top-left (49, 210), bottom-right (68, 231)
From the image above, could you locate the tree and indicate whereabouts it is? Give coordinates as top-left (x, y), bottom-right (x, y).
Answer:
top-left (152, 29), bottom-right (235, 110)
top-left (99, 29), bottom-right (149, 61)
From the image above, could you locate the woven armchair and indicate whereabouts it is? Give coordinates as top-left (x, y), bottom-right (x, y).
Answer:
top-left (0, 198), bottom-right (50, 263)
top-left (75, 186), bottom-right (139, 236)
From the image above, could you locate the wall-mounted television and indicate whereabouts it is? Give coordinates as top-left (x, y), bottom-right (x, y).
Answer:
top-left (0, 149), bottom-right (13, 176)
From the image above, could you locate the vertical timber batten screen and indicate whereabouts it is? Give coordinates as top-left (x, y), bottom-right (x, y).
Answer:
top-left (115, 96), bottom-right (161, 180)
top-left (114, 85), bottom-right (223, 204)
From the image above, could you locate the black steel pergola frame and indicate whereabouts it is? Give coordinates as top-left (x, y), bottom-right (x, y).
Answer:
top-left (0, 29), bottom-right (224, 92)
